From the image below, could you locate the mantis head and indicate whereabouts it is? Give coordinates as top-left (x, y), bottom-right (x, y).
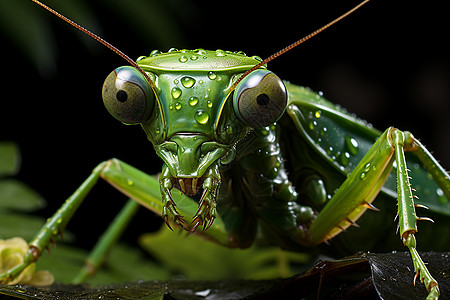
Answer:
top-left (102, 49), bottom-right (287, 230)
top-left (31, 0), bottom-right (370, 231)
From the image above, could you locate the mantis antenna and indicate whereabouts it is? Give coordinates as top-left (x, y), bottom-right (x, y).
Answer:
top-left (31, 0), bottom-right (370, 90)
top-left (30, 0), bottom-right (156, 90)
top-left (234, 0), bottom-right (371, 87)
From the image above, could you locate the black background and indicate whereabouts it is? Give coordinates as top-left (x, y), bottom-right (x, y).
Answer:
top-left (1, 0), bottom-right (449, 249)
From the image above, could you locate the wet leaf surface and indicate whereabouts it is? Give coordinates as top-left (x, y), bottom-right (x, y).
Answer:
top-left (1, 252), bottom-right (449, 299)
top-left (369, 252), bottom-right (450, 300)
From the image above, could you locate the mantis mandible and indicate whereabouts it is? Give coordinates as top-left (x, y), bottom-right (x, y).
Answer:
top-left (1, 0), bottom-right (449, 299)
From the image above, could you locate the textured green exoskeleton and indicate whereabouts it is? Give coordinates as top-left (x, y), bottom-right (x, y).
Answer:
top-left (1, 1), bottom-right (449, 299)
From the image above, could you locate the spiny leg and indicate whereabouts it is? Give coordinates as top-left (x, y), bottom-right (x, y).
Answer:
top-left (0, 158), bottom-right (230, 284)
top-left (159, 164), bottom-right (187, 230)
top-left (394, 130), bottom-right (440, 299)
top-left (403, 131), bottom-right (450, 200)
top-left (190, 165), bottom-right (220, 232)
top-left (0, 162), bottom-right (105, 284)
top-left (307, 128), bottom-right (396, 245)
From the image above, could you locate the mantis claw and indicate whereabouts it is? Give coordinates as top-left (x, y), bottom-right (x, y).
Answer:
top-left (163, 215), bottom-right (173, 231)
top-left (191, 190), bottom-right (216, 232)
top-left (413, 269), bottom-right (420, 286)
top-left (190, 219), bottom-right (201, 233)
top-left (174, 214), bottom-right (187, 230)
top-left (166, 189), bottom-right (180, 215)
top-left (204, 216), bottom-right (215, 231)
top-left (160, 164), bottom-right (220, 232)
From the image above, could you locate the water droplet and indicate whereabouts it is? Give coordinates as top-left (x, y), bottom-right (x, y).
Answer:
top-left (179, 55), bottom-right (188, 63)
top-left (57, 218), bottom-right (62, 224)
top-left (320, 127), bottom-right (328, 136)
top-left (171, 87), bottom-right (182, 99)
top-left (345, 136), bottom-right (359, 155)
top-left (168, 47), bottom-right (178, 52)
top-left (364, 163), bottom-right (371, 172)
top-left (191, 55), bottom-right (198, 60)
top-left (437, 188), bottom-right (447, 204)
top-left (208, 71), bottom-right (217, 80)
top-left (195, 110), bottom-right (209, 124)
top-left (341, 152), bottom-right (350, 166)
top-left (327, 146), bottom-right (334, 155)
top-left (207, 100), bottom-right (213, 107)
top-left (315, 111), bottom-right (321, 118)
top-left (215, 49), bottom-right (226, 56)
top-left (196, 49), bottom-right (207, 55)
top-left (150, 49), bottom-right (161, 56)
top-left (189, 96), bottom-right (199, 106)
top-left (175, 102), bottom-right (182, 110)
top-left (360, 172), bottom-right (366, 180)
top-left (181, 76), bottom-right (196, 88)
top-left (309, 120), bottom-right (317, 130)
top-left (127, 179), bottom-right (134, 186)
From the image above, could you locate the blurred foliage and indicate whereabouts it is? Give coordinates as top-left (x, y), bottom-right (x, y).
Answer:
top-left (0, 0), bottom-right (190, 77)
top-left (0, 142), bottom-right (45, 241)
top-left (140, 226), bottom-right (310, 281)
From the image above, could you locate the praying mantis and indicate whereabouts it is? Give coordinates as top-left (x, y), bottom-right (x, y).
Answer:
top-left (1, 0), bottom-right (450, 299)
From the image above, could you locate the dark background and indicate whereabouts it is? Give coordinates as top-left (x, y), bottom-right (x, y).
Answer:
top-left (1, 0), bottom-right (449, 248)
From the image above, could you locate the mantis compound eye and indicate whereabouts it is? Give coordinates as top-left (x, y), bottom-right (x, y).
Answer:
top-left (102, 66), bottom-right (155, 124)
top-left (233, 69), bottom-right (287, 128)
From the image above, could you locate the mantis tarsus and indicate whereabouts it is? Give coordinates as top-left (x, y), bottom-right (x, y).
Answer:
top-left (0, 0), bottom-right (450, 298)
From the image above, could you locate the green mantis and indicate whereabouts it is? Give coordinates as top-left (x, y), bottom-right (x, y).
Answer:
top-left (1, 0), bottom-right (450, 299)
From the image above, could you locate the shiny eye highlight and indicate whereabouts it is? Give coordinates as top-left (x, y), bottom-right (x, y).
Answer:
top-left (233, 69), bottom-right (287, 128)
top-left (102, 66), bottom-right (155, 124)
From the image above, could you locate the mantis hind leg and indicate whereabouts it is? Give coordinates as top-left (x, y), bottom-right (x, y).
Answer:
top-left (305, 127), bottom-right (445, 299)
top-left (72, 199), bottom-right (140, 283)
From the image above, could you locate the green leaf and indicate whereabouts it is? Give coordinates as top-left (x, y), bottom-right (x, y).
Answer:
top-left (0, 142), bottom-right (20, 177)
top-left (0, 179), bottom-right (45, 212)
top-left (0, 0), bottom-right (57, 77)
top-left (140, 226), bottom-right (310, 280)
top-left (88, 243), bottom-right (171, 285)
top-left (0, 213), bottom-right (44, 241)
